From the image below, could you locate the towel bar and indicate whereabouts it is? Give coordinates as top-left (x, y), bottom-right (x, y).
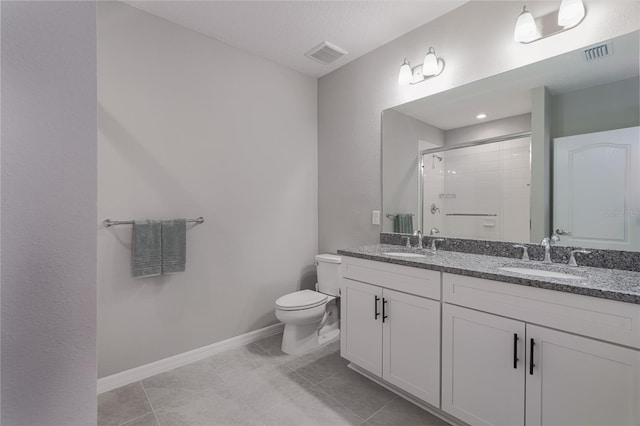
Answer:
top-left (385, 213), bottom-right (415, 219)
top-left (103, 217), bottom-right (204, 227)
top-left (445, 213), bottom-right (497, 217)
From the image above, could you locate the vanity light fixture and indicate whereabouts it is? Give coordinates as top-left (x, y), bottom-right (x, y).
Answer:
top-left (514, 6), bottom-right (538, 43)
top-left (558, 0), bottom-right (586, 27)
top-left (398, 47), bottom-right (445, 86)
top-left (398, 59), bottom-right (413, 85)
top-left (514, 0), bottom-right (586, 44)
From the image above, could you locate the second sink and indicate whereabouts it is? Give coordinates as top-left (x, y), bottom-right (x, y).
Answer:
top-left (384, 252), bottom-right (428, 259)
top-left (499, 266), bottom-right (582, 280)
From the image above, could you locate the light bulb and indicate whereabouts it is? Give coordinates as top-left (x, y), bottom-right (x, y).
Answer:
top-left (398, 59), bottom-right (413, 85)
top-left (558, 0), bottom-right (585, 27)
top-left (422, 48), bottom-right (439, 76)
top-left (514, 6), bottom-right (538, 43)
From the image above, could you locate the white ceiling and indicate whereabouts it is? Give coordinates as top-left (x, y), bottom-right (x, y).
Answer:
top-left (124, 1), bottom-right (467, 78)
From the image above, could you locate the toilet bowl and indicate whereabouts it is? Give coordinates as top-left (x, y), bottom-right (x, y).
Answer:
top-left (275, 254), bottom-right (341, 355)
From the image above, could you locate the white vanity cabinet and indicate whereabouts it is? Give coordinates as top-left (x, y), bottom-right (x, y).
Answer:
top-left (526, 324), bottom-right (640, 426)
top-left (442, 273), bottom-right (640, 426)
top-left (339, 255), bottom-right (640, 425)
top-left (442, 304), bottom-right (525, 425)
top-left (340, 257), bottom-right (441, 407)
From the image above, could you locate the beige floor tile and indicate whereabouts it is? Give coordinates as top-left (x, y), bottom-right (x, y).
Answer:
top-left (141, 358), bottom-right (224, 410)
top-left (366, 396), bottom-right (450, 426)
top-left (206, 343), bottom-right (278, 379)
top-left (154, 389), bottom-right (262, 426)
top-left (98, 382), bottom-right (153, 426)
top-left (222, 362), bottom-right (315, 414)
top-left (122, 413), bottom-right (159, 426)
top-left (260, 386), bottom-right (364, 426)
top-left (100, 335), bottom-right (443, 426)
top-left (284, 344), bottom-right (349, 384)
top-left (317, 369), bottom-right (396, 419)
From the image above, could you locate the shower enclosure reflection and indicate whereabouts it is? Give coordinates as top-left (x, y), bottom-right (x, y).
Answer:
top-left (421, 137), bottom-right (531, 242)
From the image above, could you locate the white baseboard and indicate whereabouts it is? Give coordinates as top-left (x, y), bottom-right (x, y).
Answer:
top-left (97, 323), bottom-right (284, 394)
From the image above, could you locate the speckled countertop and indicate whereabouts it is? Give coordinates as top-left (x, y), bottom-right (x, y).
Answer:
top-left (337, 244), bottom-right (640, 305)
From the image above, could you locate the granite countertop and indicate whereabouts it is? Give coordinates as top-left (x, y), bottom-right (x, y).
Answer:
top-left (337, 244), bottom-right (640, 305)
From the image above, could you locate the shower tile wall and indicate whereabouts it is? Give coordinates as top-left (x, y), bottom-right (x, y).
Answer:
top-left (423, 138), bottom-right (530, 241)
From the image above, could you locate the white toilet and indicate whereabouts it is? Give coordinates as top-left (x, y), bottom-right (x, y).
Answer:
top-left (275, 254), bottom-right (341, 355)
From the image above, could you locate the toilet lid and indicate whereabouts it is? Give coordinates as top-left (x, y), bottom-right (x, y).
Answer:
top-left (276, 290), bottom-right (328, 311)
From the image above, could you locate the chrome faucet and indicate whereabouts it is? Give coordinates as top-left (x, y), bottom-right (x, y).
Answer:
top-left (429, 227), bottom-right (440, 236)
top-left (413, 230), bottom-right (423, 249)
top-left (539, 234), bottom-right (560, 263)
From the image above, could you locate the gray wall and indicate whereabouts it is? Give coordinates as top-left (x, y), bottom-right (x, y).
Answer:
top-left (318, 1), bottom-right (640, 254)
top-left (1, 2), bottom-right (97, 425)
top-left (97, 2), bottom-right (318, 377)
top-left (382, 110), bottom-right (444, 233)
top-left (551, 77), bottom-right (640, 137)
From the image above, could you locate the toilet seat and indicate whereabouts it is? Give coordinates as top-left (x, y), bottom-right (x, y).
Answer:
top-left (276, 290), bottom-right (328, 311)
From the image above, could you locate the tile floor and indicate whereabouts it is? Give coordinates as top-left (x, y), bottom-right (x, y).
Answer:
top-left (98, 333), bottom-right (449, 426)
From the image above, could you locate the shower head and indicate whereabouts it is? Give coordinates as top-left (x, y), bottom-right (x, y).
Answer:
top-left (431, 153), bottom-right (443, 169)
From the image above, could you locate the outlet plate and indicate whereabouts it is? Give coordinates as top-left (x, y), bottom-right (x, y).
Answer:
top-left (372, 210), bottom-right (381, 225)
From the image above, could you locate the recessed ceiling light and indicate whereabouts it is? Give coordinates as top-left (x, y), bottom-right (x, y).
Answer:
top-left (476, 113), bottom-right (487, 119)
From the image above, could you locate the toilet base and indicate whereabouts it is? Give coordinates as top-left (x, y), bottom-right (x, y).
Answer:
top-left (281, 323), bottom-right (340, 355)
top-left (281, 301), bottom-right (340, 355)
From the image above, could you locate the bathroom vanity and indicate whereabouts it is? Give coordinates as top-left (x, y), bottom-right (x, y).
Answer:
top-left (337, 244), bottom-right (640, 426)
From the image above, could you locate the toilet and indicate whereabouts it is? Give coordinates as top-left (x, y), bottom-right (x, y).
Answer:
top-left (275, 254), bottom-right (341, 355)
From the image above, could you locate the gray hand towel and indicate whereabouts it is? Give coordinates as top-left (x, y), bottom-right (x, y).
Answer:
top-left (161, 219), bottom-right (186, 274)
top-left (132, 220), bottom-right (162, 278)
top-left (393, 214), bottom-right (413, 234)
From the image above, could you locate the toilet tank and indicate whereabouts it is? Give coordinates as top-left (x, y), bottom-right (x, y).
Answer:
top-left (315, 254), bottom-right (342, 296)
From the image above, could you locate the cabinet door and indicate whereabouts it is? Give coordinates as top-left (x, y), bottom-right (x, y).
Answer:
top-left (341, 278), bottom-right (383, 376)
top-left (382, 288), bottom-right (440, 407)
top-left (442, 304), bottom-right (525, 426)
top-left (526, 324), bottom-right (640, 426)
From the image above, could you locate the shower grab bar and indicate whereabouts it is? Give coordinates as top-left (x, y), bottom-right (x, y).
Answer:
top-left (103, 217), bottom-right (204, 227)
top-left (445, 213), bottom-right (497, 217)
top-left (385, 213), bottom-right (415, 219)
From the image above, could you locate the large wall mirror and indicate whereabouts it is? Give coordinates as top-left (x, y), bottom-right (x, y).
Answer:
top-left (382, 30), bottom-right (639, 251)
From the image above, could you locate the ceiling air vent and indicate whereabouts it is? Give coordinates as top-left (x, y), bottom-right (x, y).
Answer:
top-left (305, 41), bottom-right (348, 65)
top-left (583, 41), bottom-right (612, 61)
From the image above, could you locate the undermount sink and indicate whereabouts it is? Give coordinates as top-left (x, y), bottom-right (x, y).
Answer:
top-left (499, 266), bottom-right (582, 280)
top-left (383, 252), bottom-right (428, 259)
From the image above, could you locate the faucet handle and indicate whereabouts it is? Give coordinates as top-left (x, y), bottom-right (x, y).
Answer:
top-left (406, 237), bottom-right (412, 248)
top-left (513, 244), bottom-right (530, 261)
top-left (430, 238), bottom-right (445, 251)
top-left (568, 249), bottom-right (591, 267)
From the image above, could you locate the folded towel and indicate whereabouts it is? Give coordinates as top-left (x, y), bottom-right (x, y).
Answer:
top-left (132, 220), bottom-right (162, 278)
top-left (393, 214), bottom-right (414, 234)
top-left (161, 219), bottom-right (186, 274)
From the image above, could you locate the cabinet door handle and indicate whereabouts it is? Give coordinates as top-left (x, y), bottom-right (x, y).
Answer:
top-left (529, 338), bottom-right (535, 375)
top-left (513, 333), bottom-right (519, 369)
top-left (382, 298), bottom-right (388, 323)
top-left (374, 295), bottom-right (380, 320)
